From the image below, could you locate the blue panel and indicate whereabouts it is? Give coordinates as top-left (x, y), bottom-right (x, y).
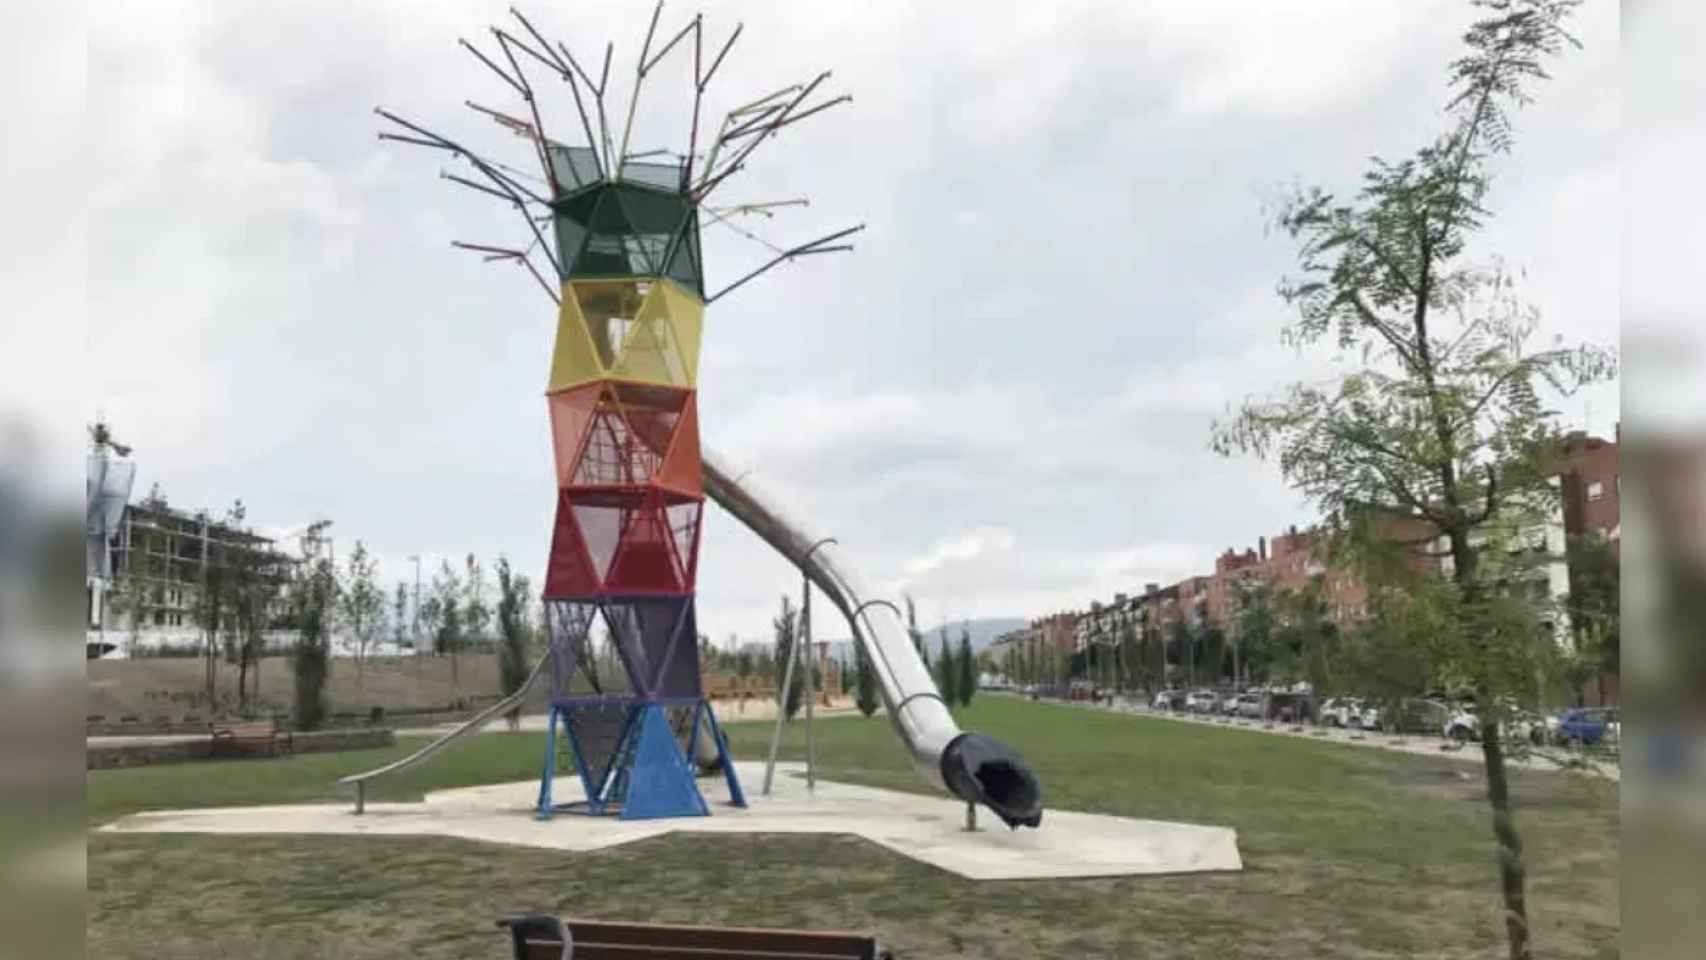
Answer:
top-left (702, 702), bottom-right (746, 808)
top-left (618, 704), bottom-right (708, 820)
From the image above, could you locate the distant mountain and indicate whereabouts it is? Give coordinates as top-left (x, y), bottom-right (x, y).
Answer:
top-left (809, 617), bottom-right (1028, 664)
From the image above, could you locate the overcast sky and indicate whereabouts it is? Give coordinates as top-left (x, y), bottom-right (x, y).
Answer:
top-left (84, 0), bottom-right (1620, 645)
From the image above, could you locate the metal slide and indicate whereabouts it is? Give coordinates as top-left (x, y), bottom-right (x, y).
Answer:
top-left (702, 448), bottom-right (1043, 828)
top-left (338, 653), bottom-right (550, 812)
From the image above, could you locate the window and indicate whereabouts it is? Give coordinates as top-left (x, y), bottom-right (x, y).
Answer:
top-left (1587, 480), bottom-right (1605, 501)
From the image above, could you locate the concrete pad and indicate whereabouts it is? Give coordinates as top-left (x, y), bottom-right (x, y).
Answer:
top-left (99, 762), bottom-right (1241, 881)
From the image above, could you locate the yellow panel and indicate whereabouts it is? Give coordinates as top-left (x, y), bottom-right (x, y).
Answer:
top-left (611, 288), bottom-right (688, 387)
top-left (657, 279), bottom-right (704, 384)
top-left (547, 284), bottom-right (607, 391)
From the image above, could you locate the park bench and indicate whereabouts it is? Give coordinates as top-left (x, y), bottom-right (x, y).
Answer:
top-left (497, 914), bottom-right (893, 960)
top-left (209, 721), bottom-right (294, 758)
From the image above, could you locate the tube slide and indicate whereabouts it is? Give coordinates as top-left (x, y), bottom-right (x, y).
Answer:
top-left (701, 447), bottom-right (1043, 828)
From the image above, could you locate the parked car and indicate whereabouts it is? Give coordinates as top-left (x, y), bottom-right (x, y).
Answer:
top-left (1184, 690), bottom-right (1219, 714)
top-left (1549, 707), bottom-right (1618, 746)
top-left (1152, 689), bottom-right (1186, 711)
top-left (1444, 703), bottom-right (1480, 741)
top-left (1320, 697), bottom-right (1366, 728)
top-left (1384, 697), bottom-right (1452, 735)
top-left (1233, 693), bottom-right (1264, 718)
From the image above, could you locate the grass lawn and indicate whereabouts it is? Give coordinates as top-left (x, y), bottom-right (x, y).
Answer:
top-left (87, 696), bottom-right (1619, 959)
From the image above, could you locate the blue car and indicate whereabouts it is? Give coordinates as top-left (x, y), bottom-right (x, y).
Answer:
top-left (1550, 707), bottom-right (1617, 746)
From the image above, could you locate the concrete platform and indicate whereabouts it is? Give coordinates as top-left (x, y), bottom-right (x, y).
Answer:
top-left (99, 761), bottom-right (1242, 881)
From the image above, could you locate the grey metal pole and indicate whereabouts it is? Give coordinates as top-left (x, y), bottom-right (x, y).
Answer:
top-left (802, 569), bottom-right (815, 792)
top-left (797, 538), bottom-right (836, 795)
top-left (760, 602), bottom-right (801, 797)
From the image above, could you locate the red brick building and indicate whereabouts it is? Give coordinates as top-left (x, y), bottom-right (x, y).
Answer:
top-left (1558, 428), bottom-right (1621, 547)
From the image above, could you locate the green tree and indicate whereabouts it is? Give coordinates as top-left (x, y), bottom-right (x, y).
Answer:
top-left (391, 581), bottom-right (410, 650)
top-left (424, 559), bottom-right (465, 687)
top-left (956, 627), bottom-right (976, 706)
top-left (1235, 580), bottom-right (1276, 686)
top-left (1564, 533), bottom-right (1618, 704)
top-left (290, 557), bottom-right (336, 731)
top-left (935, 629), bottom-right (957, 705)
top-left (462, 553), bottom-right (491, 653)
top-left (772, 594), bottom-right (803, 720)
top-left (851, 639), bottom-right (879, 718)
top-left (337, 540), bottom-right (385, 677)
top-left (494, 555), bottom-right (533, 730)
top-left (905, 594), bottom-right (926, 667)
top-left (1210, 4), bottom-right (1611, 954)
top-left (1168, 620), bottom-right (1195, 688)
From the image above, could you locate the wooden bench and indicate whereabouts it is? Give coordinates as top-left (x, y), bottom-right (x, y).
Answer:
top-left (498, 915), bottom-right (892, 960)
top-left (209, 722), bottom-right (294, 758)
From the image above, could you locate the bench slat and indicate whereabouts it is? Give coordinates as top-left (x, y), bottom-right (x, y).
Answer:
top-left (567, 920), bottom-right (873, 956)
top-left (525, 940), bottom-right (868, 960)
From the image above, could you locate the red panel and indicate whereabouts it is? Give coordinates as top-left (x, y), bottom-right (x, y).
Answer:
top-left (543, 491), bottom-right (601, 598)
top-left (604, 492), bottom-right (684, 594)
top-left (665, 500), bottom-right (702, 588)
top-left (547, 383), bottom-right (604, 486)
top-left (653, 393), bottom-right (702, 497)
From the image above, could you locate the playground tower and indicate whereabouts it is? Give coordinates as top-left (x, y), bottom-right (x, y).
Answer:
top-left (376, 4), bottom-right (858, 820)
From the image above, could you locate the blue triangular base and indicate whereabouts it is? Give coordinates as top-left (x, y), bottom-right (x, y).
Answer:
top-left (700, 701), bottom-right (746, 808)
top-left (618, 704), bottom-right (709, 820)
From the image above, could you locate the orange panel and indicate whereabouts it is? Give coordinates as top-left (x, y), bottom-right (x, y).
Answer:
top-left (547, 383), bottom-right (605, 487)
top-left (653, 393), bottom-right (703, 498)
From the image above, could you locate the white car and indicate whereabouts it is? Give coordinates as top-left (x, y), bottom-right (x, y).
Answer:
top-left (1185, 690), bottom-right (1220, 714)
top-left (1232, 693), bottom-right (1264, 718)
top-left (1444, 704), bottom-right (1480, 741)
top-left (1320, 697), bottom-right (1366, 727)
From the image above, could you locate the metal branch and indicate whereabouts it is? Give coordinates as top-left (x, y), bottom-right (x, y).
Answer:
top-left (617, 1), bottom-right (665, 182)
top-left (509, 9), bottom-right (572, 75)
top-left (701, 22), bottom-right (741, 88)
top-left (696, 73), bottom-right (833, 201)
top-left (452, 241), bottom-right (560, 305)
top-left (460, 37), bottom-right (527, 99)
top-left (493, 29), bottom-right (560, 195)
top-left (643, 15), bottom-right (698, 74)
top-left (706, 223), bottom-right (865, 304)
top-left (597, 42), bottom-right (614, 172)
top-left (496, 21), bottom-right (568, 77)
top-left (375, 108), bottom-right (559, 273)
top-left (698, 85), bottom-right (798, 186)
top-left (441, 171), bottom-right (514, 203)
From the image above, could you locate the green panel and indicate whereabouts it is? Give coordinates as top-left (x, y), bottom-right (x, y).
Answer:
top-left (663, 222), bottom-right (701, 295)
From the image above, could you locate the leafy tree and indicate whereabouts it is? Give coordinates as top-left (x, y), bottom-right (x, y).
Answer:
top-left (290, 557), bottom-right (336, 731)
top-left (1235, 580), bottom-right (1276, 686)
top-left (391, 581), bottom-right (410, 650)
top-left (462, 553), bottom-right (491, 653)
top-left (935, 629), bottom-right (956, 705)
top-left (1199, 625), bottom-right (1228, 686)
top-left (1168, 620), bottom-right (1195, 688)
top-left (424, 559), bottom-right (465, 686)
top-left (772, 594), bottom-right (803, 720)
top-left (494, 555), bottom-right (533, 730)
top-left (337, 540), bottom-right (385, 677)
top-left (956, 627), bottom-right (976, 706)
top-left (851, 639), bottom-right (880, 717)
top-left (905, 594), bottom-right (925, 666)
top-left (1564, 533), bottom-right (1618, 704)
top-left (1210, 4), bottom-right (1610, 955)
